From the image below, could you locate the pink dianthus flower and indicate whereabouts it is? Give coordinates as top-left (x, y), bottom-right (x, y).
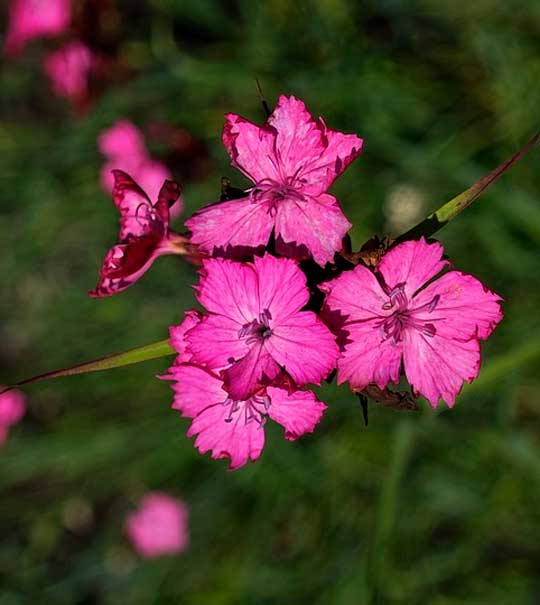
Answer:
top-left (4, 0), bottom-right (71, 56)
top-left (186, 95), bottom-right (363, 266)
top-left (321, 238), bottom-right (503, 407)
top-left (125, 492), bottom-right (188, 558)
top-left (185, 253), bottom-right (339, 400)
top-left (90, 170), bottom-right (187, 297)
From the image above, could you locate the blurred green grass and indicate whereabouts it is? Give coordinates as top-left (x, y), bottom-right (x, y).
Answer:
top-left (1, 1), bottom-right (540, 603)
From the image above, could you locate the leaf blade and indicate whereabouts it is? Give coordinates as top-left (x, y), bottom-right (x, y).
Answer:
top-left (2, 339), bottom-right (175, 392)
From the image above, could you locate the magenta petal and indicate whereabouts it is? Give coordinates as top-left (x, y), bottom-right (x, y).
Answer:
top-left (222, 113), bottom-right (279, 182)
top-left (89, 243), bottom-right (157, 298)
top-left (266, 312), bottom-right (338, 386)
top-left (186, 314), bottom-right (250, 371)
top-left (195, 258), bottom-right (260, 324)
top-left (267, 95), bottom-right (324, 180)
top-left (188, 402), bottom-right (265, 470)
top-left (223, 345), bottom-right (280, 401)
top-left (274, 193), bottom-right (351, 266)
top-left (321, 263), bottom-right (389, 321)
top-left (411, 270), bottom-right (503, 341)
top-left (166, 364), bottom-right (226, 417)
top-left (169, 310), bottom-right (202, 365)
top-left (267, 386), bottom-right (327, 441)
top-left (377, 238), bottom-right (449, 299)
top-left (253, 254), bottom-right (309, 323)
top-left (301, 120), bottom-right (364, 193)
top-left (185, 197), bottom-right (273, 256)
top-left (403, 331), bottom-right (481, 408)
top-left (336, 319), bottom-right (402, 391)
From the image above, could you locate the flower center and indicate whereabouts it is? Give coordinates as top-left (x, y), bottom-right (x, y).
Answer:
top-left (238, 309), bottom-right (273, 345)
top-left (378, 283), bottom-right (440, 343)
top-left (250, 176), bottom-right (306, 216)
top-left (222, 393), bottom-right (271, 427)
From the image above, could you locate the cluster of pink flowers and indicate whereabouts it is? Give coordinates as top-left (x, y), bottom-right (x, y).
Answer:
top-left (89, 95), bottom-right (503, 469)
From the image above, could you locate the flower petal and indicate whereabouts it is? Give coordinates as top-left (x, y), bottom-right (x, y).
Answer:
top-left (267, 386), bottom-right (327, 441)
top-left (411, 270), bottom-right (503, 341)
top-left (222, 113), bottom-right (279, 183)
top-left (89, 241), bottom-right (161, 298)
top-left (267, 95), bottom-right (324, 180)
top-left (377, 238), bottom-right (449, 299)
top-left (252, 254), bottom-right (309, 323)
top-left (302, 119), bottom-right (364, 193)
top-left (402, 330), bottom-right (481, 408)
top-left (195, 258), bottom-right (260, 324)
top-left (186, 314), bottom-right (250, 371)
top-left (336, 318), bottom-right (402, 391)
top-left (268, 95), bottom-right (363, 195)
top-left (265, 312), bottom-right (338, 386)
top-left (185, 198), bottom-right (273, 257)
top-left (188, 401), bottom-right (266, 470)
top-left (112, 170), bottom-right (163, 242)
top-left (223, 345), bottom-right (280, 401)
top-left (320, 263), bottom-right (389, 325)
top-left (166, 363), bottom-right (226, 417)
top-left (274, 193), bottom-right (351, 266)
top-left (169, 310), bottom-right (202, 365)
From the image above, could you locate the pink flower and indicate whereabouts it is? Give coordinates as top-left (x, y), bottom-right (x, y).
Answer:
top-left (125, 492), bottom-right (188, 558)
top-left (4, 0), bottom-right (71, 56)
top-left (98, 120), bottom-right (182, 218)
top-left (43, 41), bottom-right (95, 102)
top-left (321, 238), bottom-right (503, 408)
top-left (0, 388), bottom-right (26, 445)
top-left (185, 95), bottom-right (363, 266)
top-left (90, 170), bottom-right (187, 298)
top-left (185, 253), bottom-right (339, 400)
top-left (165, 363), bottom-right (327, 470)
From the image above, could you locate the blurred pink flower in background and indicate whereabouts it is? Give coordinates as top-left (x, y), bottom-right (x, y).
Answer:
top-left (4, 0), bottom-right (71, 56)
top-left (0, 388), bottom-right (26, 445)
top-left (125, 492), bottom-right (188, 558)
top-left (43, 40), bottom-right (95, 102)
top-left (98, 119), bottom-right (181, 218)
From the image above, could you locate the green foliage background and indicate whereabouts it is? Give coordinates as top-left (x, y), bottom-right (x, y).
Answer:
top-left (1, 1), bottom-right (540, 603)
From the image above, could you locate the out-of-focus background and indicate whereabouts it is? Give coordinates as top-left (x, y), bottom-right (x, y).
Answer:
top-left (1, 1), bottom-right (540, 603)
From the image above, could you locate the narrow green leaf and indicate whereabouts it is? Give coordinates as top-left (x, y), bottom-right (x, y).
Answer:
top-left (394, 130), bottom-right (540, 244)
top-left (2, 339), bottom-right (175, 393)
